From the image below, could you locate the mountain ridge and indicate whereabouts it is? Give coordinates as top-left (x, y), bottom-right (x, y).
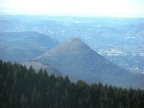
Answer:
top-left (0, 32), bottom-right (59, 62)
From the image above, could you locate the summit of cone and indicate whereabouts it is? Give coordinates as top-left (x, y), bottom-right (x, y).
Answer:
top-left (40, 38), bottom-right (93, 56)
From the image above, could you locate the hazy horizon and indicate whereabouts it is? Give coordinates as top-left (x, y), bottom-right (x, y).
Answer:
top-left (0, 0), bottom-right (144, 17)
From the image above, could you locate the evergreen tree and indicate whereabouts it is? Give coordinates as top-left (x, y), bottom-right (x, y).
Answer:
top-left (0, 60), bottom-right (144, 108)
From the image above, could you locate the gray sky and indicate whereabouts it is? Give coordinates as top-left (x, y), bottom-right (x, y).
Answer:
top-left (0, 0), bottom-right (144, 17)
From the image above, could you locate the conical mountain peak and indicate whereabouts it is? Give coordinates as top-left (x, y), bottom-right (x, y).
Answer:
top-left (41, 38), bottom-right (92, 56)
top-left (36, 38), bottom-right (109, 74)
top-left (35, 38), bottom-right (144, 88)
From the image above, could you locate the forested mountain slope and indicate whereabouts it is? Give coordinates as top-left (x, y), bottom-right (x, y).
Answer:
top-left (1, 60), bottom-right (144, 108)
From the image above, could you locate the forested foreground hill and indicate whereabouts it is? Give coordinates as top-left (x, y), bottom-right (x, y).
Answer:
top-left (0, 60), bottom-right (144, 108)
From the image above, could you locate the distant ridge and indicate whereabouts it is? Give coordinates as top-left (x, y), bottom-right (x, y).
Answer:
top-left (35, 38), bottom-right (144, 89)
top-left (0, 32), bottom-right (59, 62)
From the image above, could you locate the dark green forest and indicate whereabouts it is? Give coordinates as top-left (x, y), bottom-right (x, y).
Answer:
top-left (0, 60), bottom-right (144, 108)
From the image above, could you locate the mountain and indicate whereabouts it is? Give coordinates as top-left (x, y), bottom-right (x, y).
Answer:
top-left (0, 32), bottom-right (59, 62)
top-left (35, 38), bottom-right (144, 89)
top-left (1, 15), bottom-right (143, 74)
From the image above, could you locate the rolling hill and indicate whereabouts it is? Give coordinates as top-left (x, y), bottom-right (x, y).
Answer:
top-left (0, 32), bottom-right (59, 62)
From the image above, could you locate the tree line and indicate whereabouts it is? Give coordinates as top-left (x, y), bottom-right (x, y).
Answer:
top-left (0, 60), bottom-right (144, 108)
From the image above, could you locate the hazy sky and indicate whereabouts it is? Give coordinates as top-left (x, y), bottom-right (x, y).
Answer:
top-left (0, 0), bottom-right (144, 17)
